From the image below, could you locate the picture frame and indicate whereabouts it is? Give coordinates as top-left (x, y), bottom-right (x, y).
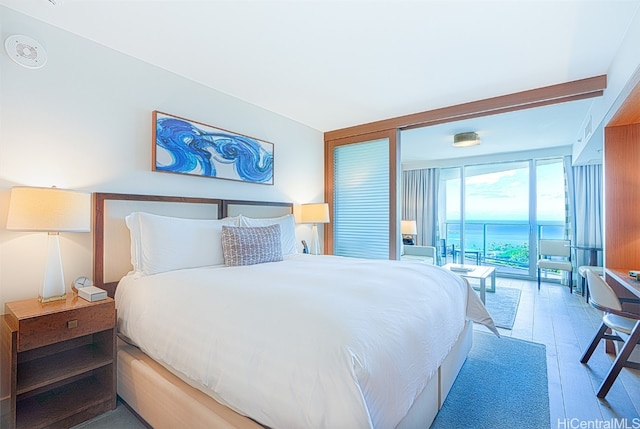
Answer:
top-left (152, 111), bottom-right (274, 185)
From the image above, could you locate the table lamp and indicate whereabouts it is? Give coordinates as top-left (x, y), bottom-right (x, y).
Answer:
top-left (300, 203), bottom-right (330, 255)
top-left (6, 186), bottom-right (91, 303)
top-left (401, 220), bottom-right (417, 245)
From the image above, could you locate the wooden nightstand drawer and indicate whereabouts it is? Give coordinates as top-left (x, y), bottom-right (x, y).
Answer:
top-left (18, 304), bottom-right (114, 352)
top-left (6, 297), bottom-right (115, 352)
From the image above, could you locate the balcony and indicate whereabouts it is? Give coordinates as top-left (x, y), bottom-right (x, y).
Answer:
top-left (441, 221), bottom-right (565, 278)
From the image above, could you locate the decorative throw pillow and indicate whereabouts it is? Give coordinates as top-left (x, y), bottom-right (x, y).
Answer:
top-left (221, 224), bottom-right (284, 266)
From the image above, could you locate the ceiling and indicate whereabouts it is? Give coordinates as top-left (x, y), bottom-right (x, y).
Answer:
top-left (2, 0), bottom-right (639, 162)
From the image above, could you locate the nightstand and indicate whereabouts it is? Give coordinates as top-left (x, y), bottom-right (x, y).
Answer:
top-left (1, 295), bottom-right (116, 429)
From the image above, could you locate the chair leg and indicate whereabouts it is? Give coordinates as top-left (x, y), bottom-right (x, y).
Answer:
top-left (580, 322), bottom-right (608, 364)
top-left (597, 320), bottom-right (640, 398)
top-left (581, 276), bottom-right (585, 296)
top-left (569, 271), bottom-right (573, 294)
top-left (586, 280), bottom-right (590, 303)
top-left (537, 268), bottom-right (541, 290)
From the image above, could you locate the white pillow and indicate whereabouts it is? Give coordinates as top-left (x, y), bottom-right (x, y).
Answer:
top-left (239, 214), bottom-right (297, 256)
top-left (125, 212), bottom-right (239, 275)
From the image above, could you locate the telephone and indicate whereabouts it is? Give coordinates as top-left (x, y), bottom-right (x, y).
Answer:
top-left (301, 240), bottom-right (309, 254)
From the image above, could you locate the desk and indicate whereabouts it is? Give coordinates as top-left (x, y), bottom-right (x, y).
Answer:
top-left (606, 268), bottom-right (640, 299)
top-left (442, 263), bottom-right (495, 304)
top-left (571, 245), bottom-right (603, 267)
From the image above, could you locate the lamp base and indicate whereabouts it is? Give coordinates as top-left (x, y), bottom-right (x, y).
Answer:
top-left (402, 236), bottom-right (415, 245)
top-left (40, 233), bottom-right (67, 304)
top-left (39, 292), bottom-right (67, 303)
top-left (311, 224), bottom-right (322, 255)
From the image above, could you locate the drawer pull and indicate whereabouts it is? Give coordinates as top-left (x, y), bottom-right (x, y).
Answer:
top-left (67, 319), bottom-right (78, 329)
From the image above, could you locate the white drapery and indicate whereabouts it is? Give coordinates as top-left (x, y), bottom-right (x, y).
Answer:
top-left (402, 168), bottom-right (439, 246)
top-left (566, 157), bottom-right (603, 268)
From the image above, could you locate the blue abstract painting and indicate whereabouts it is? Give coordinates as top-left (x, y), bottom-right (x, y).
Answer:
top-left (153, 111), bottom-right (274, 185)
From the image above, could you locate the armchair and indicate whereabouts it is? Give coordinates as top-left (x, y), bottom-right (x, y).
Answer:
top-left (401, 245), bottom-right (437, 265)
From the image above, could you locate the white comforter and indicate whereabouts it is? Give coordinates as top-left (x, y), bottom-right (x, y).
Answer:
top-left (115, 254), bottom-right (497, 429)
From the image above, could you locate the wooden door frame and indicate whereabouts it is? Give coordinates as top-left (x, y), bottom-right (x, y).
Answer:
top-left (323, 75), bottom-right (607, 260)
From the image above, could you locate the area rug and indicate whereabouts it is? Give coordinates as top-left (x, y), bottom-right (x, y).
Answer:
top-left (431, 331), bottom-right (550, 429)
top-left (483, 286), bottom-right (521, 329)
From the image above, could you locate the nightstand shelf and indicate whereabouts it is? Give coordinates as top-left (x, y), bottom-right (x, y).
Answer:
top-left (1, 296), bottom-right (116, 429)
top-left (17, 376), bottom-right (111, 429)
top-left (17, 336), bottom-right (113, 395)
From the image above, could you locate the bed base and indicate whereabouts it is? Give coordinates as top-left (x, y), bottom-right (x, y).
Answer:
top-left (117, 322), bottom-right (473, 429)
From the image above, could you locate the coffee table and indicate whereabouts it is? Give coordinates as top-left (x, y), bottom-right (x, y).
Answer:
top-left (442, 263), bottom-right (496, 304)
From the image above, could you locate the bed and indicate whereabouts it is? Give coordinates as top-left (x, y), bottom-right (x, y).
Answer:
top-left (93, 192), bottom-right (497, 429)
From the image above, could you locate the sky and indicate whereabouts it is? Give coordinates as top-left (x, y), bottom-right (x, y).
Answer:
top-left (445, 159), bottom-right (565, 222)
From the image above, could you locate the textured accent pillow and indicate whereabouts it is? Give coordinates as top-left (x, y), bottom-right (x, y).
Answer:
top-left (221, 225), bottom-right (283, 266)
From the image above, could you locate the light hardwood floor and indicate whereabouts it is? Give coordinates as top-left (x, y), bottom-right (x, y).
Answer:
top-left (474, 278), bottom-right (640, 426)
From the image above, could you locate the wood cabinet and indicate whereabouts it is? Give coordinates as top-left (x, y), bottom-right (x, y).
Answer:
top-left (604, 77), bottom-right (640, 315)
top-left (1, 296), bottom-right (116, 429)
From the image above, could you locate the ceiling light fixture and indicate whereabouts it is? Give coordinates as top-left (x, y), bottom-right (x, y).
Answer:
top-left (453, 132), bottom-right (481, 147)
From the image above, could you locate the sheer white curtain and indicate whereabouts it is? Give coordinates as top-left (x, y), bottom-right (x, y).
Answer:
top-left (571, 162), bottom-right (604, 268)
top-left (402, 168), bottom-right (439, 246)
top-left (564, 155), bottom-right (603, 276)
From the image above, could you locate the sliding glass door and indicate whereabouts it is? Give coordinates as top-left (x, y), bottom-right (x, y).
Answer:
top-left (535, 158), bottom-right (567, 281)
top-left (439, 157), bottom-right (566, 279)
top-left (465, 161), bottom-right (530, 276)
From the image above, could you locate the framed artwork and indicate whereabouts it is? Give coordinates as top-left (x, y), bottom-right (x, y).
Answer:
top-left (152, 111), bottom-right (274, 185)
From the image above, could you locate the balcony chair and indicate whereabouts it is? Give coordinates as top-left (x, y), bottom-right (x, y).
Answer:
top-left (580, 270), bottom-right (640, 398)
top-left (537, 239), bottom-right (573, 292)
top-left (438, 239), bottom-right (455, 265)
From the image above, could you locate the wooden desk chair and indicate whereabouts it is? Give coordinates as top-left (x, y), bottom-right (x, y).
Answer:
top-left (580, 270), bottom-right (640, 398)
top-left (537, 239), bottom-right (573, 292)
top-left (578, 265), bottom-right (604, 301)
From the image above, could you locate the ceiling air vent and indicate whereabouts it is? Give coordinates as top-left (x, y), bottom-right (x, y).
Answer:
top-left (4, 35), bottom-right (48, 69)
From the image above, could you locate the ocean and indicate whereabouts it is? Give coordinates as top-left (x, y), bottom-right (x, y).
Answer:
top-left (444, 221), bottom-right (564, 250)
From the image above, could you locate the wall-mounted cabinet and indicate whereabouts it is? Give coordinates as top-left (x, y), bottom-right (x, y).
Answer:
top-left (604, 79), bottom-right (640, 305)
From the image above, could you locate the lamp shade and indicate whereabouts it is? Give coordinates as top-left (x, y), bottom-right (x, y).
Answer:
top-left (7, 186), bottom-right (91, 232)
top-left (401, 220), bottom-right (417, 235)
top-left (300, 203), bottom-right (330, 224)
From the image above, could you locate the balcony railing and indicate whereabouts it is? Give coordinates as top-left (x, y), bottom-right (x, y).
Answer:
top-left (441, 220), bottom-right (564, 276)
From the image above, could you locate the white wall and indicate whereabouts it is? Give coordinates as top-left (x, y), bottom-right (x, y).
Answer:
top-left (0, 8), bottom-right (324, 307)
top-left (572, 6), bottom-right (640, 164)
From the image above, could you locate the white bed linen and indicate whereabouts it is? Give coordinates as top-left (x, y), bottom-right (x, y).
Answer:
top-left (116, 254), bottom-right (497, 429)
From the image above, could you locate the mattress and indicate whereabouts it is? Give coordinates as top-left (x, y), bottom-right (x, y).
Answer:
top-left (115, 254), bottom-right (496, 429)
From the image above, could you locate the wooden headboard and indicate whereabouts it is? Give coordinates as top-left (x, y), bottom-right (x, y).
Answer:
top-left (93, 192), bottom-right (293, 297)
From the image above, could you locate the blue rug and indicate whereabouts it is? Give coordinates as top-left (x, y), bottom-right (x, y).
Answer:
top-left (483, 287), bottom-right (521, 329)
top-left (431, 331), bottom-right (550, 429)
